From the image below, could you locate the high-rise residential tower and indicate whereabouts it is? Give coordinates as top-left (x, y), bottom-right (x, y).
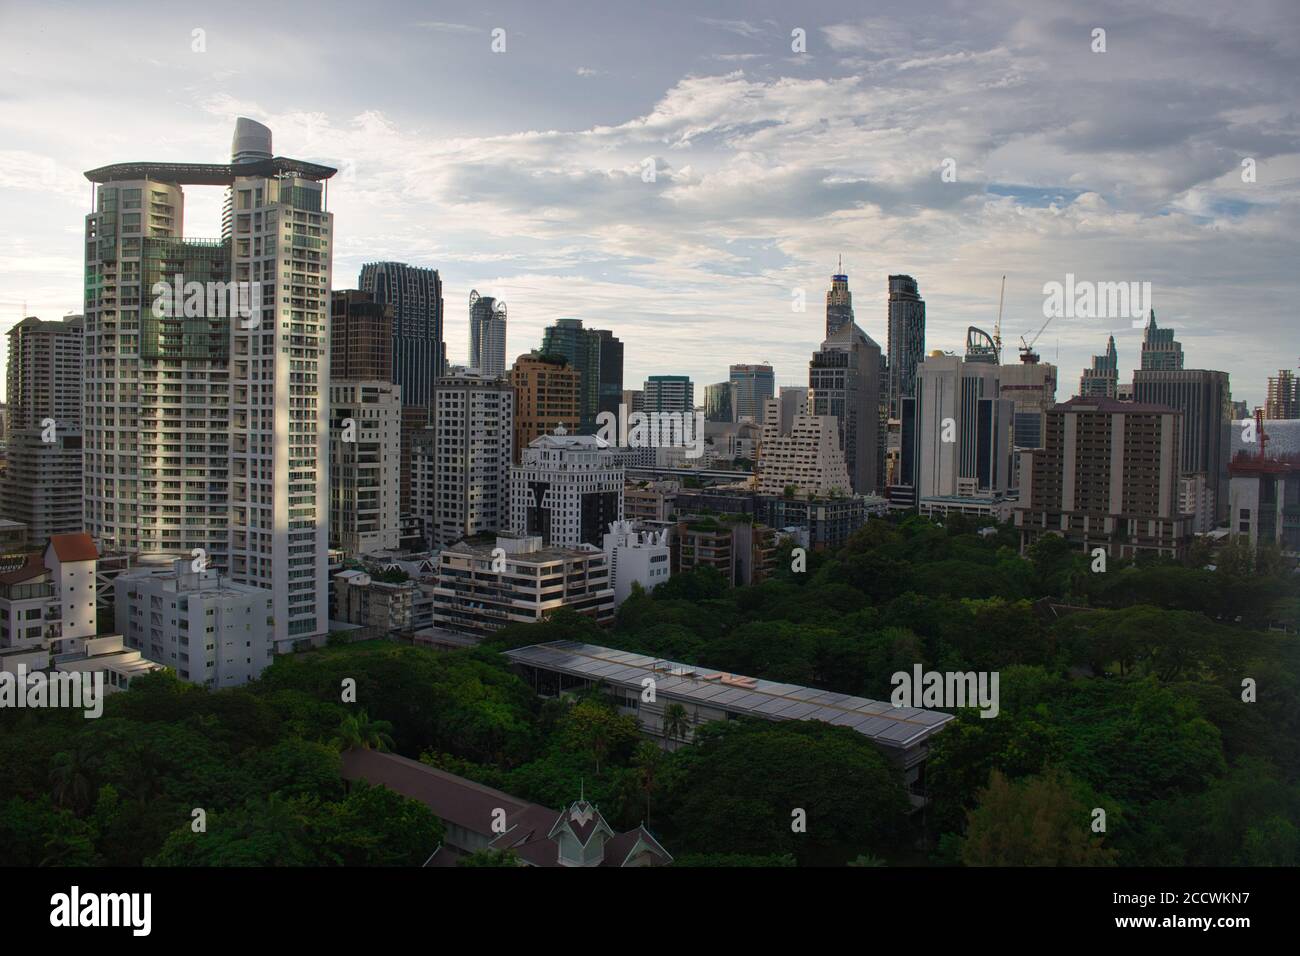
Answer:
top-left (540, 318), bottom-right (602, 432)
top-left (509, 351), bottom-right (581, 464)
top-left (330, 290), bottom-right (393, 382)
top-left (886, 275), bottom-right (926, 418)
top-left (1079, 335), bottom-right (1119, 398)
top-left (83, 117), bottom-right (335, 651)
top-left (729, 363), bottom-right (775, 422)
top-left (359, 261), bottom-right (445, 407)
top-left (468, 289), bottom-right (508, 379)
top-left (1265, 370), bottom-right (1298, 419)
top-left (0, 315), bottom-right (85, 546)
top-left (431, 372), bottom-right (514, 548)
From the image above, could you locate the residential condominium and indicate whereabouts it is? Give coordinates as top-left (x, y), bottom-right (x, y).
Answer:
top-left (0, 315), bottom-right (85, 547)
top-left (0, 533), bottom-right (99, 655)
top-left (1016, 397), bottom-right (1191, 560)
top-left (509, 351), bottom-right (581, 464)
top-left (358, 261), bottom-right (445, 408)
top-left (510, 427), bottom-right (623, 548)
top-left (468, 289), bottom-right (507, 379)
top-left (755, 396), bottom-right (852, 497)
top-left (83, 118), bottom-right (333, 650)
top-left (329, 381), bottom-right (402, 556)
top-left (431, 372), bottom-right (514, 548)
top-left (330, 290), bottom-right (393, 382)
top-left (886, 274), bottom-right (926, 419)
top-left (115, 558), bottom-right (275, 688)
top-left (539, 318), bottom-right (603, 433)
top-left (432, 533), bottom-right (614, 637)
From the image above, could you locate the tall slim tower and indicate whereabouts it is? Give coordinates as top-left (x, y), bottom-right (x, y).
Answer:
top-left (83, 118), bottom-right (336, 652)
top-left (886, 275), bottom-right (926, 418)
top-left (469, 290), bottom-right (507, 379)
top-left (809, 322), bottom-right (881, 495)
top-left (825, 261), bottom-right (853, 338)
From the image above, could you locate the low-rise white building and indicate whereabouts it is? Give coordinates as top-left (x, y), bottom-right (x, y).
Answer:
top-left (602, 520), bottom-right (671, 604)
top-left (0, 533), bottom-right (100, 656)
top-left (115, 560), bottom-right (275, 688)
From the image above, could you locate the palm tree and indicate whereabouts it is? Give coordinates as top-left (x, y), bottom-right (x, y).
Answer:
top-left (632, 741), bottom-right (663, 825)
top-left (661, 702), bottom-right (690, 752)
top-left (333, 709), bottom-right (395, 752)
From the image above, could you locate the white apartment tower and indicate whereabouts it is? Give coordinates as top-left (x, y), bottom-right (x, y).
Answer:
top-left (432, 372), bottom-right (514, 547)
top-left (510, 426), bottom-right (624, 548)
top-left (329, 381), bottom-right (402, 556)
top-left (83, 118), bottom-right (335, 651)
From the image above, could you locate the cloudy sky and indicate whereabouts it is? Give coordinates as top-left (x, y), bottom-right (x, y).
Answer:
top-left (1, 0), bottom-right (1297, 407)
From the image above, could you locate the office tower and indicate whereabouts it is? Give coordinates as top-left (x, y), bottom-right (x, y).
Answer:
top-left (1016, 397), bottom-right (1190, 559)
top-left (886, 274), bottom-right (926, 418)
top-left (468, 289), bottom-right (507, 379)
top-left (83, 117), bottom-right (334, 650)
top-left (729, 363), bottom-right (775, 422)
top-left (431, 372), bottom-right (514, 547)
top-left (1079, 335), bottom-right (1119, 398)
top-left (540, 318), bottom-right (601, 432)
top-left (509, 351), bottom-right (580, 464)
top-left (330, 290), bottom-right (393, 382)
top-left (778, 386), bottom-right (809, 433)
top-left (826, 263), bottom-right (853, 338)
top-left (116, 559), bottom-right (274, 688)
top-left (594, 329), bottom-right (624, 419)
top-left (622, 388), bottom-right (644, 414)
top-left (0, 316), bottom-right (84, 546)
top-left (809, 322), bottom-right (881, 495)
top-left (704, 382), bottom-right (736, 423)
top-left (329, 381), bottom-right (402, 556)
top-left (510, 427), bottom-right (623, 548)
top-left (643, 375), bottom-right (694, 415)
top-left (913, 354), bottom-right (1012, 499)
top-left (359, 261), bottom-right (445, 406)
top-left (1132, 368), bottom-right (1231, 524)
top-left (755, 397), bottom-right (852, 497)
top-left (1265, 370), bottom-right (1298, 419)
top-left (1139, 310), bottom-right (1184, 370)
top-left (998, 361), bottom-right (1058, 449)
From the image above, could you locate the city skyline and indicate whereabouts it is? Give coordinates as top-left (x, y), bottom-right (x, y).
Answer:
top-left (2, 0), bottom-right (1297, 407)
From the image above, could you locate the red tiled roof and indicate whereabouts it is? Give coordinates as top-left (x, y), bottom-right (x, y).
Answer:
top-left (48, 533), bottom-right (98, 563)
top-left (0, 553), bottom-right (48, 585)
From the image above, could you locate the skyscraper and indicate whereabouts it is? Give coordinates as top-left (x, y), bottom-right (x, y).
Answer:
top-left (643, 375), bottom-right (694, 415)
top-left (825, 263), bottom-right (853, 338)
top-left (431, 372), bottom-right (514, 547)
top-left (809, 322), bottom-right (881, 495)
top-left (1079, 335), bottom-right (1119, 398)
top-left (704, 382), bottom-right (736, 422)
top-left (328, 381), bottom-right (401, 556)
top-left (83, 117), bottom-right (334, 650)
top-left (509, 351), bottom-right (581, 464)
top-left (330, 290), bottom-right (393, 382)
top-left (886, 274), bottom-right (926, 418)
top-left (594, 329), bottom-right (624, 420)
top-left (468, 289), bottom-right (507, 379)
top-left (540, 318), bottom-right (602, 432)
top-left (0, 315), bottom-right (84, 546)
top-left (729, 364), bottom-right (775, 422)
top-left (1132, 368), bottom-right (1231, 524)
top-left (912, 353), bottom-right (1012, 500)
top-left (1265, 369), bottom-right (1298, 419)
top-left (1139, 310), bottom-right (1184, 370)
top-left (359, 261), bottom-right (446, 407)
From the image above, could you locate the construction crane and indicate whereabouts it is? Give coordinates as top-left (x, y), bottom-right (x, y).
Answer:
top-left (1019, 310), bottom-right (1054, 364)
top-left (994, 275), bottom-right (1005, 357)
